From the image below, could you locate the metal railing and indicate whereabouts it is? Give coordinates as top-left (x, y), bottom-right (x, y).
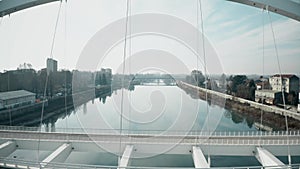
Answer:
top-left (0, 134), bottom-right (297, 146)
top-left (0, 131), bottom-right (299, 146)
top-left (1, 157), bottom-right (300, 169)
top-left (0, 125), bottom-right (300, 137)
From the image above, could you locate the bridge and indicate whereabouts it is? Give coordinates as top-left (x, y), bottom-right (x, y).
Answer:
top-left (0, 0), bottom-right (300, 168)
top-left (1, 0), bottom-right (300, 21)
top-left (0, 126), bottom-right (300, 168)
top-left (131, 74), bottom-right (177, 86)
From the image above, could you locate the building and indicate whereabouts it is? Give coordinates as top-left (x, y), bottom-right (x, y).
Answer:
top-left (46, 58), bottom-right (58, 74)
top-left (0, 90), bottom-right (35, 109)
top-left (255, 77), bottom-right (270, 90)
top-left (95, 68), bottom-right (112, 86)
top-left (269, 74), bottom-right (299, 94)
top-left (255, 90), bottom-right (283, 105)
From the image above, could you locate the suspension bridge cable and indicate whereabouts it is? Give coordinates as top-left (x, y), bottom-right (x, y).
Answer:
top-left (259, 7), bottom-right (265, 146)
top-left (119, 0), bottom-right (130, 163)
top-left (267, 9), bottom-right (291, 166)
top-left (128, 0), bottom-right (132, 135)
top-left (37, 1), bottom-right (62, 163)
top-left (49, 2), bottom-right (63, 60)
top-left (194, 0), bottom-right (200, 146)
top-left (196, 0), bottom-right (200, 88)
top-left (63, 0), bottom-right (69, 141)
top-left (198, 0), bottom-right (211, 165)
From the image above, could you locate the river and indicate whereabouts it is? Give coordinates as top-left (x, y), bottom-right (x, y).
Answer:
top-left (47, 85), bottom-right (262, 167)
top-left (7, 85), bottom-right (300, 167)
top-left (51, 85), bottom-right (257, 132)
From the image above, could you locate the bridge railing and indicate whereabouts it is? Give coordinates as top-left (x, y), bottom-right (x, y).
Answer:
top-left (1, 131), bottom-right (299, 146)
top-left (0, 125), bottom-right (300, 137)
top-left (1, 157), bottom-right (300, 169)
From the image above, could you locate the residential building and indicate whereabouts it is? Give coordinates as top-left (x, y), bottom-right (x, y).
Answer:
top-left (95, 68), bottom-right (112, 86)
top-left (0, 90), bottom-right (35, 109)
top-left (46, 58), bottom-right (58, 74)
top-left (269, 74), bottom-right (299, 95)
top-left (255, 90), bottom-right (283, 105)
top-left (255, 77), bottom-right (270, 90)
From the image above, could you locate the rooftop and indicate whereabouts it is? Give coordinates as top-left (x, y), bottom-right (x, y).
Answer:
top-left (271, 74), bottom-right (298, 79)
top-left (0, 90), bottom-right (35, 101)
top-left (255, 90), bottom-right (281, 94)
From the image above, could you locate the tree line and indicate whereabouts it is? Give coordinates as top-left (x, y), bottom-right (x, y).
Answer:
top-left (0, 68), bottom-right (112, 99)
top-left (185, 70), bottom-right (256, 101)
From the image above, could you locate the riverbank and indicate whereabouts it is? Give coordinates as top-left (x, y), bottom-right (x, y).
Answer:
top-left (177, 81), bottom-right (300, 130)
top-left (0, 85), bottom-right (116, 126)
top-left (0, 95), bottom-right (74, 126)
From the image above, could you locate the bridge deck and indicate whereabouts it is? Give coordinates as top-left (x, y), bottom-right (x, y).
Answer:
top-left (0, 129), bottom-right (300, 168)
top-left (1, 130), bottom-right (300, 146)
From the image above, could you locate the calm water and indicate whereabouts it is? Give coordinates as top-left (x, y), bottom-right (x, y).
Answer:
top-left (50, 86), bottom-right (257, 132)
top-left (7, 85), bottom-right (299, 167)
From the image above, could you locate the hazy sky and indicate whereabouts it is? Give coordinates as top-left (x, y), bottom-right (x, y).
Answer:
top-left (0, 0), bottom-right (299, 75)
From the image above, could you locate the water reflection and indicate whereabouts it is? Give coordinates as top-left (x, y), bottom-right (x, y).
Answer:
top-left (0, 82), bottom-right (258, 132)
top-left (55, 85), bottom-right (256, 132)
top-left (224, 110), bottom-right (254, 128)
top-left (180, 84), bottom-right (261, 131)
top-left (44, 121), bottom-right (56, 132)
top-left (0, 85), bottom-right (117, 127)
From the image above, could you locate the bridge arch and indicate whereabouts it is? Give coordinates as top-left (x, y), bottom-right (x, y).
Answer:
top-left (1, 0), bottom-right (300, 21)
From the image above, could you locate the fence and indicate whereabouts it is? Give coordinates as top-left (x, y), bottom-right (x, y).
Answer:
top-left (0, 125), bottom-right (300, 137)
top-left (1, 157), bottom-right (300, 169)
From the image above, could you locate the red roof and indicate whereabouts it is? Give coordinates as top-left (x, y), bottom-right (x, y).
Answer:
top-left (271, 74), bottom-right (298, 79)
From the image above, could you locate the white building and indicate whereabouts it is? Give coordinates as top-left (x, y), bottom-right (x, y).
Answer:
top-left (0, 90), bottom-right (35, 109)
top-left (255, 90), bottom-right (282, 105)
top-left (269, 74), bottom-right (299, 95)
top-left (46, 58), bottom-right (58, 74)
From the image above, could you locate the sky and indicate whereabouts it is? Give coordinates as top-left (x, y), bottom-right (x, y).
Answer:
top-left (0, 0), bottom-right (299, 75)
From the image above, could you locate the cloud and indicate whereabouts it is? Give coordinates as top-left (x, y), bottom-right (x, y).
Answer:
top-left (206, 10), bottom-right (300, 74)
top-left (0, 0), bottom-right (299, 75)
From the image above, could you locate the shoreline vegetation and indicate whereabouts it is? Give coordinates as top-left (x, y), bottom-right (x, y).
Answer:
top-left (177, 81), bottom-right (300, 131)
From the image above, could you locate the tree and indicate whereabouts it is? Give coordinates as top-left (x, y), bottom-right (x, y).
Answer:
top-left (207, 79), bottom-right (218, 90)
top-left (48, 73), bottom-right (54, 97)
top-left (191, 70), bottom-right (205, 87)
top-left (248, 79), bottom-right (256, 101)
top-left (231, 112), bottom-right (244, 124)
top-left (235, 79), bottom-right (256, 100)
top-left (226, 75), bottom-right (257, 101)
top-left (36, 69), bottom-right (47, 96)
top-left (232, 75), bottom-right (247, 93)
top-left (229, 75), bottom-right (247, 94)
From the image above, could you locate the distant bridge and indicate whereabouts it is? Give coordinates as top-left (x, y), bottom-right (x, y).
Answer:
top-left (0, 126), bottom-right (300, 168)
top-left (131, 74), bottom-right (177, 86)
